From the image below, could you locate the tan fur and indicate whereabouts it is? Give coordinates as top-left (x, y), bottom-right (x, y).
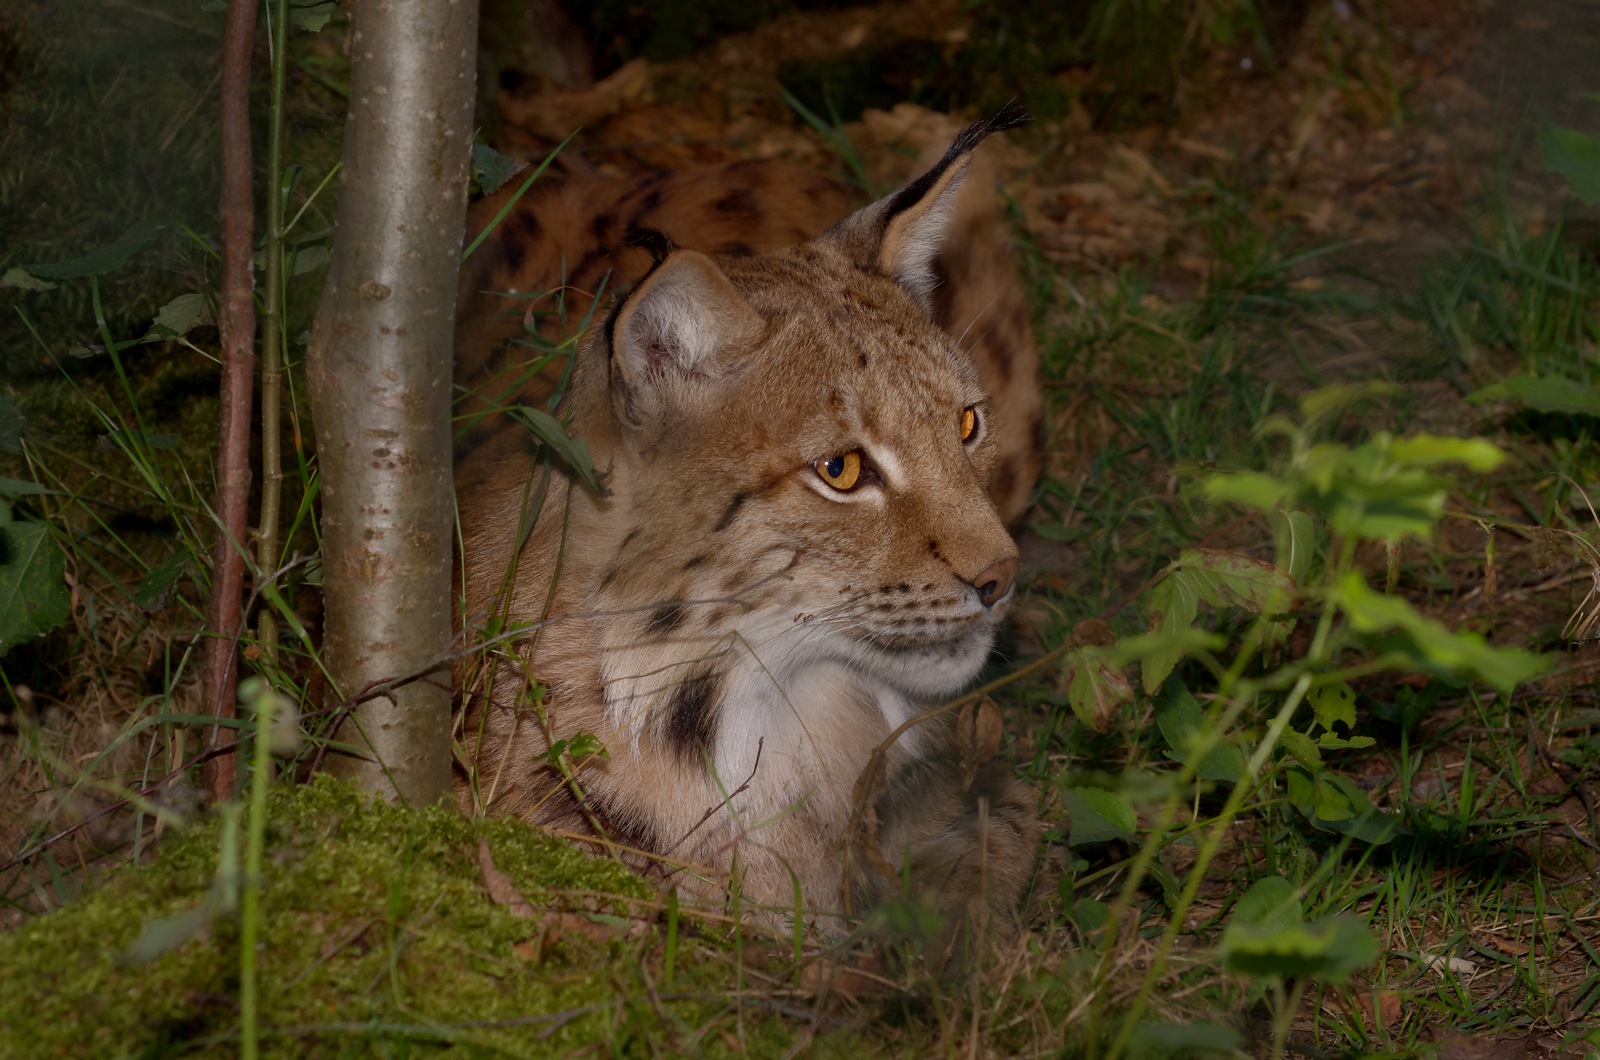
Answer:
top-left (455, 120), bottom-right (1041, 938)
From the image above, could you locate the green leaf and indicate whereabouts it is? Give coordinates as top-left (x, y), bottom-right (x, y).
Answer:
top-left (1336, 573), bottom-right (1549, 695)
top-left (1142, 572), bottom-right (1198, 694)
top-left (1229, 875), bottom-right (1302, 932)
top-left (1153, 678), bottom-right (1245, 783)
top-left (1221, 875), bottom-right (1378, 983)
top-left (142, 292), bottom-right (214, 341)
top-left (1063, 644), bottom-right (1133, 731)
top-left (1222, 915), bottom-right (1379, 983)
top-left (1308, 677), bottom-right (1356, 732)
top-left (1286, 767), bottom-right (1405, 843)
top-left (136, 552), bottom-right (190, 613)
top-left (288, 244), bottom-right (330, 276)
top-left (0, 519), bottom-right (70, 653)
top-left (1202, 470), bottom-right (1289, 512)
top-left (1175, 548), bottom-right (1297, 615)
top-left (1540, 124), bottom-right (1600, 205)
top-left (1386, 435), bottom-right (1505, 473)
top-left (1468, 374), bottom-right (1600, 418)
top-left (472, 143), bottom-right (528, 196)
top-left (1061, 786), bottom-right (1136, 845)
top-left (0, 266), bottom-right (56, 291)
top-left (289, 1), bottom-right (340, 33)
top-left (1278, 730), bottom-right (1322, 770)
top-left (1269, 509), bottom-right (1315, 585)
top-left (21, 220), bottom-right (166, 281)
top-left (506, 406), bottom-right (601, 493)
top-left (1319, 732), bottom-right (1376, 750)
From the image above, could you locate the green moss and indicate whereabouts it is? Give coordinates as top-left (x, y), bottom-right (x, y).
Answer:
top-left (0, 776), bottom-right (872, 1057)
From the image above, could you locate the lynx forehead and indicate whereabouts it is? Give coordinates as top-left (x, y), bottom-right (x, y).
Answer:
top-left (455, 111), bottom-right (1042, 944)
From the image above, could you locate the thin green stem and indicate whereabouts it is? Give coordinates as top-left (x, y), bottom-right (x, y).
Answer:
top-left (240, 680), bottom-right (276, 1060)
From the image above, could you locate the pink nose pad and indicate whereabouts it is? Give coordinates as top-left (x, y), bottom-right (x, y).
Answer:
top-left (970, 556), bottom-right (1018, 607)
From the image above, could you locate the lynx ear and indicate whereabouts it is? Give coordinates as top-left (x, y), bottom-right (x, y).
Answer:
top-left (823, 107), bottom-right (1028, 311)
top-left (605, 248), bottom-right (763, 427)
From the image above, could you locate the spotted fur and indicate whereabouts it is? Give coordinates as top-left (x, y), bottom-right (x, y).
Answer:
top-left (456, 116), bottom-right (1041, 938)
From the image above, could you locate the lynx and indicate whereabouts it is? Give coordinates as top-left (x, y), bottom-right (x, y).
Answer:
top-left (455, 113), bottom-right (1043, 945)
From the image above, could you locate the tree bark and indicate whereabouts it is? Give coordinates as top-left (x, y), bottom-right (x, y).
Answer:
top-left (202, 0), bottom-right (259, 803)
top-left (308, 0), bottom-right (477, 805)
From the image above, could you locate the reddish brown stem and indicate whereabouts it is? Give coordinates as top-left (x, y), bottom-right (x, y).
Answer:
top-left (203, 0), bottom-right (259, 803)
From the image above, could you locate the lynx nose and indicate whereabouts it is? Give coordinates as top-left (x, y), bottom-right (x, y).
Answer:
top-left (970, 556), bottom-right (1018, 608)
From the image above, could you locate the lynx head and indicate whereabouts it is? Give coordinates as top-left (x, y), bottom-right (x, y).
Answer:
top-left (568, 112), bottom-right (1028, 722)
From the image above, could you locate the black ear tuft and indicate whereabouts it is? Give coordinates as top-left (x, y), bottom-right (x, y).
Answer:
top-left (820, 106), bottom-right (1029, 310)
top-left (881, 105), bottom-right (1030, 224)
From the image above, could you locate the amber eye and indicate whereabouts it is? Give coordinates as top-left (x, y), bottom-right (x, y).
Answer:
top-left (816, 451), bottom-right (863, 490)
top-left (960, 406), bottom-right (978, 442)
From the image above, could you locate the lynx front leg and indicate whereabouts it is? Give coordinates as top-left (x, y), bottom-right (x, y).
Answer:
top-left (859, 752), bottom-right (1040, 968)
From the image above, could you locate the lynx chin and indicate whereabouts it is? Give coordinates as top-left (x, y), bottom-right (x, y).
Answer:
top-left (454, 110), bottom-right (1045, 951)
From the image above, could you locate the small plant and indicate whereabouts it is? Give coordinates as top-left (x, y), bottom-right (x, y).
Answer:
top-left (1059, 384), bottom-right (1549, 1058)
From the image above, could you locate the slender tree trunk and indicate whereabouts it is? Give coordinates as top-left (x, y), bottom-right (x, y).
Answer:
top-left (308, 0), bottom-right (477, 804)
top-left (203, 0), bottom-right (259, 803)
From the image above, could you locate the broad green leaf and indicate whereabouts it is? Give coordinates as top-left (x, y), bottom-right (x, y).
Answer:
top-left (1175, 548), bottom-right (1297, 614)
top-left (1286, 766), bottom-right (1353, 820)
top-left (1269, 508), bottom-right (1315, 584)
top-left (1222, 876), bottom-right (1377, 983)
top-left (1071, 897), bottom-right (1110, 933)
top-left (21, 219), bottom-right (166, 280)
top-left (1229, 875), bottom-right (1301, 932)
top-left (1202, 470), bottom-right (1289, 512)
top-left (507, 406), bottom-right (601, 492)
top-left (1387, 435), bottom-right (1505, 473)
top-left (1308, 677), bottom-right (1356, 732)
top-left (1222, 913), bottom-right (1379, 983)
top-left (289, 1), bottom-right (340, 32)
top-left (0, 519), bottom-right (70, 652)
top-left (1142, 572), bottom-right (1198, 693)
top-left (143, 292), bottom-right (214, 341)
top-left (1540, 124), bottom-right (1600, 205)
top-left (1286, 767), bottom-right (1404, 843)
top-left (1064, 644), bottom-right (1133, 731)
top-left (1153, 678), bottom-right (1245, 783)
top-left (0, 266), bottom-right (56, 291)
top-left (1061, 786), bottom-right (1136, 845)
top-left (1319, 732), bottom-right (1376, 750)
top-left (1278, 730), bottom-right (1323, 770)
top-left (136, 552), bottom-right (190, 613)
top-left (472, 143), bottom-right (528, 196)
top-left (1337, 573), bottom-right (1549, 695)
top-left (1468, 374), bottom-right (1600, 418)
top-left (288, 244), bottom-right (330, 276)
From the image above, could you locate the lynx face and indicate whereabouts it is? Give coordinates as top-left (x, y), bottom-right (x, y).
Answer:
top-left (456, 112), bottom-right (1040, 936)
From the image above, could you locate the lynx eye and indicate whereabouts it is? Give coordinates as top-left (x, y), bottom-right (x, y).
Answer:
top-left (960, 405), bottom-right (978, 442)
top-left (815, 451), bottom-right (863, 491)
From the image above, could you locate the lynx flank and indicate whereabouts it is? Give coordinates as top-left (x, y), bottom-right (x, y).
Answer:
top-left (455, 114), bottom-right (1043, 942)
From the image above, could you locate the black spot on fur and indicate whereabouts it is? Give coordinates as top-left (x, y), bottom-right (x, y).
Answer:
top-left (647, 603), bottom-right (685, 635)
top-left (598, 563), bottom-right (622, 592)
top-left (501, 233), bottom-right (526, 274)
top-left (715, 188), bottom-right (757, 216)
top-left (666, 670), bottom-right (721, 765)
top-left (591, 212), bottom-right (617, 239)
top-left (713, 492), bottom-right (748, 532)
top-left (683, 555), bottom-right (707, 570)
top-left (858, 353), bottom-right (869, 368)
top-left (620, 527), bottom-right (643, 549)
